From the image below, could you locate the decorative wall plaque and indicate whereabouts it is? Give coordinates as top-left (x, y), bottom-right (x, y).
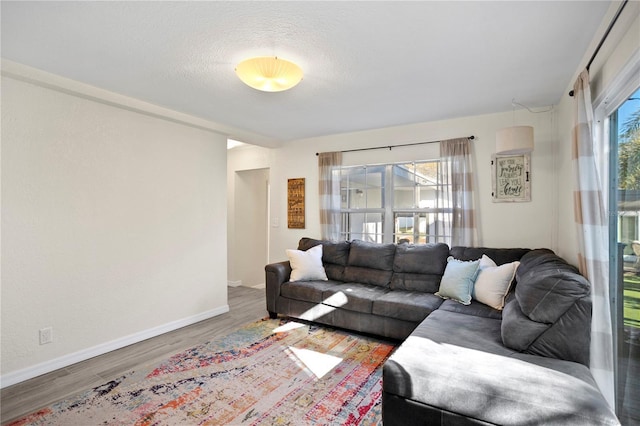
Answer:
top-left (491, 154), bottom-right (531, 202)
top-left (287, 178), bottom-right (306, 228)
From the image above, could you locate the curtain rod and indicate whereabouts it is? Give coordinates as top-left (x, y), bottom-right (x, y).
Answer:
top-left (315, 135), bottom-right (475, 156)
top-left (569, 0), bottom-right (628, 97)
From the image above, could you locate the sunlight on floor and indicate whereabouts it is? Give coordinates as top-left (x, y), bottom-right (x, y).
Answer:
top-left (287, 346), bottom-right (343, 379)
top-left (273, 321), bottom-right (306, 333)
top-left (273, 292), bottom-right (350, 378)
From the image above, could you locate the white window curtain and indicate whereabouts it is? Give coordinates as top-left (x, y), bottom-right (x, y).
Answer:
top-left (318, 152), bottom-right (342, 241)
top-left (572, 69), bottom-right (615, 408)
top-left (440, 138), bottom-right (478, 246)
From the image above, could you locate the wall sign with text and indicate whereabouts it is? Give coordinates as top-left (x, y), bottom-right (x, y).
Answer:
top-left (287, 178), bottom-right (306, 228)
top-left (491, 154), bottom-right (531, 202)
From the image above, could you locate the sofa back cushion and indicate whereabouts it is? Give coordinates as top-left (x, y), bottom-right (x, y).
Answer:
top-left (390, 243), bottom-right (449, 292)
top-left (343, 239), bottom-right (396, 287)
top-left (298, 237), bottom-right (350, 281)
top-left (449, 246), bottom-right (530, 265)
top-left (501, 249), bottom-right (591, 365)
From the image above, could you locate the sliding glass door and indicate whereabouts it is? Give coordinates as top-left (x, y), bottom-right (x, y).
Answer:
top-left (612, 87), bottom-right (640, 424)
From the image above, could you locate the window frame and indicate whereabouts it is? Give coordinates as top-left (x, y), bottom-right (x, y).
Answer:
top-left (594, 50), bottom-right (640, 418)
top-left (338, 159), bottom-right (452, 244)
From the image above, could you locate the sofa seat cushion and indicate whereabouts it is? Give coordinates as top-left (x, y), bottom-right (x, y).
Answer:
top-left (280, 280), bottom-right (341, 304)
top-left (412, 308), bottom-right (508, 353)
top-left (437, 299), bottom-right (502, 320)
top-left (384, 310), bottom-right (618, 426)
top-left (372, 291), bottom-right (443, 322)
top-left (322, 282), bottom-right (389, 314)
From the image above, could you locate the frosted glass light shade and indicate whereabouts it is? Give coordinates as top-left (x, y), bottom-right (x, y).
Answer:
top-left (496, 126), bottom-right (534, 154)
top-left (235, 57), bottom-right (303, 92)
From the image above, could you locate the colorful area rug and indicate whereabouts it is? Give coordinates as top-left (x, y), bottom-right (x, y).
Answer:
top-left (8, 318), bottom-right (396, 425)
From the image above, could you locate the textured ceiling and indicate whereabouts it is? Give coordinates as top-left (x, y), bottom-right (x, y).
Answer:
top-left (1, 1), bottom-right (610, 147)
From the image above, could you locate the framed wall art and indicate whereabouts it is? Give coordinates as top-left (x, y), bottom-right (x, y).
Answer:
top-left (287, 178), bottom-right (306, 228)
top-left (491, 154), bottom-right (531, 202)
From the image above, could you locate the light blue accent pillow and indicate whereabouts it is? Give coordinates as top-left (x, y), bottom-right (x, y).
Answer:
top-left (435, 256), bottom-right (481, 305)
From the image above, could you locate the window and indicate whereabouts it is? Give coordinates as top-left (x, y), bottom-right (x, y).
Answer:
top-left (339, 161), bottom-right (451, 244)
top-left (611, 86), bottom-right (640, 424)
top-left (340, 165), bottom-right (385, 243)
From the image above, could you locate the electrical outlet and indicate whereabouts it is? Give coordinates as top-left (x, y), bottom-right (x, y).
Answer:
top-left (39, 327), bottom-right (53, 345)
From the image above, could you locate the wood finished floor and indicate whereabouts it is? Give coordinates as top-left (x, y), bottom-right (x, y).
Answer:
top-left (5, 286), bottom-right (638, 425)
top-left (0, 286), bottom-right (267, 424)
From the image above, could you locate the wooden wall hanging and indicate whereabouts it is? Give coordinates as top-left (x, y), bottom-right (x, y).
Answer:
top-left (287, 178), bottom-right (306, 228)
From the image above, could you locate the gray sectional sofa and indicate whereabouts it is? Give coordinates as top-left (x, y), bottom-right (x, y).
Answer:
top-left (264, 238), bottom-right (620, 425)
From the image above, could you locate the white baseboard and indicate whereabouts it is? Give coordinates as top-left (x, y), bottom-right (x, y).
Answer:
top-left (0, 305), bottom-right (229, 389)
top-left (227, 280), bottom-right (242, 287)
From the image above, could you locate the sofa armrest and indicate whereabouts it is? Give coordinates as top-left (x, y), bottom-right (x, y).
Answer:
top-left (265, 261), bottom-right (292, 314)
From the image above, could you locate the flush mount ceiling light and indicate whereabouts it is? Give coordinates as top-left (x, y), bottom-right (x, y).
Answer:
top-left (235, 56), bottom-right (303, 92)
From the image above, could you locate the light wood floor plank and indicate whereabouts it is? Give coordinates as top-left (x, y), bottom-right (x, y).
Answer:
top-left (0, 286), bottom-right (267, 424)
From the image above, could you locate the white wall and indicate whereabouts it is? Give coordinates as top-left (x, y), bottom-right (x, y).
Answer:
top-left (230, 2), bottom-right (639, 269)
top-left (232, 107), bottom-right (557, 264)
top-left (1, 73), bottom-right (229, 383)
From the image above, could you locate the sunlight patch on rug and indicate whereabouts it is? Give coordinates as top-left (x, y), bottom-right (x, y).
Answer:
top-left (272, 321), bottom-right (306, 333)
top-left (287, 346), bottom-right (343, 379)
top-left (7, 318), bottom-right (396, 426)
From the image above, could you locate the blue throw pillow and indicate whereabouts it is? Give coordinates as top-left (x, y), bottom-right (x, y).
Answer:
top-left (435, 256), bottom-right (481, 305)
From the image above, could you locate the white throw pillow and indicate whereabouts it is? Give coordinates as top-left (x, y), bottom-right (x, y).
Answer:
top-left (472, 255), bottom-right (520, 310)
top-left (286, 244), bottom-right (328, 282)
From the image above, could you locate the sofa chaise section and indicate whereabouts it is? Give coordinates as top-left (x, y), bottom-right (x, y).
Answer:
top-left (382, 249), bottom-right (619, 425)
